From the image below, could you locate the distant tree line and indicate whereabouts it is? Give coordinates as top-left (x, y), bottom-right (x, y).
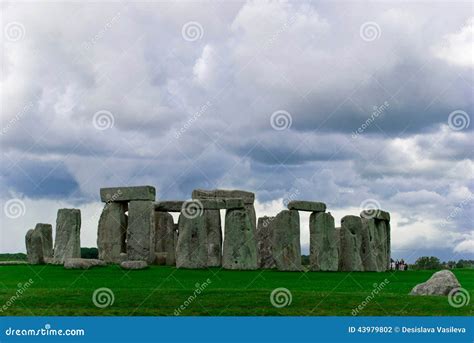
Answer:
top-left (411, 256), bottom-right (474, 270)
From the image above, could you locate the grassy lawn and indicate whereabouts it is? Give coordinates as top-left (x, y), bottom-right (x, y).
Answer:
top-left (0, 265), bottom-right (472, 316)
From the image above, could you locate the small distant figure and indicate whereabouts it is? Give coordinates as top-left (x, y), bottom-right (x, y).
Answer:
top-left (390, 258), bottom-right (395, 270)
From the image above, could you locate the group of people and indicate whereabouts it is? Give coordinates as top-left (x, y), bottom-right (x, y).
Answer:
top-left (390, 258), bottom-right (408, 271)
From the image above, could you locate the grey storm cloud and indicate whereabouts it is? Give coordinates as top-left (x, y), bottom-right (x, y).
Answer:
top-left (1, 1), bottom-right (473, 259)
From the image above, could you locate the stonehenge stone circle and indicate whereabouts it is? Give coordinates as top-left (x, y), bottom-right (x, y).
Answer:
top-left (154, 211), bottom-right (176, 266)
top-left (176, 214), bottom-right (208, 268)
top-left (223, 208), bottom-right (258, 270)
top-left (257, 216), bottom-right (276, 269)
top-left (53, 208), bottom-right (81, 263)
top-left (309, 212), bottom-right (339, 271)
top-left (100, 185), bottom-right (155, 202)
top-left (340, 215), bottom-right (364, 271)
top-left (127, 201), bottom-right (156, 264)
top-left (97, 202), bottom-right (127, 263)
top-left (34, 223), bottom-right (53, 258)
top-left (25, 229), bottom-right (44, 264)
top-left (272, 210), bottom-right (301, 271)
top-left (287, 200), bottom-right (326, 212)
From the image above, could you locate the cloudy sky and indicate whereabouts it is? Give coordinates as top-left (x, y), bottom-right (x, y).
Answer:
top-left (1, 1), bottom-right (472, 262)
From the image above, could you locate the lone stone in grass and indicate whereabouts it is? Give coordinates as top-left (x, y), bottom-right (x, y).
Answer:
top-left (34, 223), bottom-right (53, 258)
top-left (53, 209), bottom-right (81, 263)
top-left (25, 229), bottom-right (44, 264)
top-left (121, 260), bottom-right (148, 270)
top-left (340, 215), bottom-right (363, 271)
top-left (127, 201), bottom-right (155, 264)
top-left (257, 216), bottom-right (276, 269)
top-left (97, 202), bottom-right (127, 263)
top-left (410, 270), bottom-right (462, 296)
top-left (155, 211), bottom-right (176, 266)
top-left (64, 258), bottom-right (106, 270)
top-left (176, 214), bottom-right (207, 269)
top-left (222, 208), bottom-right (258, 270)
top-left (272, 210), bottom-right (301, 271)
top-left (309, 212), bottom-right (338, 271)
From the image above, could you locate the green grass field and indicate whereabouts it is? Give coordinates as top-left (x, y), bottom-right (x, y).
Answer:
top-left (0, 265), bottom-right (472, 316)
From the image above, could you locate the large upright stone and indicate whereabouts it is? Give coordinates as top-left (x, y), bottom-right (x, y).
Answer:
top-left (155, 211), bottom-right (176, 266)
top-left (34, 223), bottom-right (53, 258)
top-left (25, 229), bottom-right (44, 264)
top-left (175, 214), bottom-right (207, 268)
top-left (360, 209), bottom-right (391, 271)
top-left (127, 201), bottom-right (155, 264)
top-left (360, 218), bottom-right (379, 271)
top-left (223, 209), bottom-right (258, 270)
top-left (53, 209), bottom-right (81, 263)
top-left (100, 186), bottom-right (155, 202)
top-left (287, 200), bottom-right (326, 212)
top-left (272, 210), bottom-right (301, 271)
top-left (340, 215), bottom-right (363, 271)
top-left (204, 209), bottom-right (222, 267)
top-left (97, 202), bottom-right (127, 263)
top-left (257, 216), bottom-right (276, 269)
top-left (309, 212), bottom-right (338, 271)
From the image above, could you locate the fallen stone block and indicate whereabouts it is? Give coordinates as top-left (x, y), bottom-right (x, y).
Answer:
top-left (100, 186), bottom-right (156, 202)
top-left (410, 270), bottom-right (462, 295)
top-left (64, 258), bottom-right (106, 269)
top-left (120, 260), bottom-right (148, 270)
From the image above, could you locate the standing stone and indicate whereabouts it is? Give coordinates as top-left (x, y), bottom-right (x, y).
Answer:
top-left (223, 209), bottom-right (258, 270)
top-left (155, 211), bottom-right (176, 266)
top-left (245, 204), bottom-right (257, 237)
top-left (53, 209), bottom-right (81, 263)
top-left (335, 227), bottom-right (342, 270)
top-left (97, 202), bottom-right (127, 263)
top-left (25, 229), bottom-right (44, 264)
top-left (203, 209), bottom-right (222, 267)
top-left (360, 218), bottom-right (379, 271)
top-left (309, 212), bottom-right (338, 271)
top-left (272, 210), bottom-right (301, 271)
top-left (340, 215), bottom-right (363, 271)
top-left (127, 201), bottom-right (155, 264)
top-left (175, 214), bottom-right (207, 268)
top-left (257, 216), bottom-right (276, 269)
top-left (360, 209), bottom-right (391, 271)
top-left (34, 223), bottom-right (53, 258)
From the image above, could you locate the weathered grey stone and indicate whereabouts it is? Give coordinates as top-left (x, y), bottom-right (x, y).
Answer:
top-left (25, 229), bottom-right (44, 264)
top-left (155, 252), bottom-right (168, 265)
top-left (373, 219), bottom-right (390, 271)
top-left (272, 210), bottom-right (301, 271)
top-left (245, 204), bottom-right (257, 237)
top-left (257, 216), bottom-right (276, 269)
top-left (154, 211), bottom-right (176, 266)
top-left (287, 201), bottom-right (326, 212)
top-left (360, 218), bottom-right (386, 271)
top-left (410, 270), bottom-right (462, 296)
top-left (360, 209), bottom-right (390, 222)
top-left (97, 202), bottom-right (127, 263)
top-left (223, 209), bottom-right (258, 270)
top-left (120, 260), bottom-right (148, 270)
top-left (335, 227), bottom-right (342, 271)
top-left (309, 212), bottom-right (339, 271)
top-left (155, 201), bottom-right (184, 212)
top-left (53, 209), bottom-right (81, 263)
top-left (175, 214), bottom-right (207, 269)
top-left (127, 201), bottom-right (155, 264)
top-left (155, 198), bottom-right (245, 212)
top-left (64, 258), bottom-right (106, 269)
top-left (340, 215), bottom-right (364, 271)
top-left (192, 189), bottom-right (255, 204)
top-left (34, 223), bottom-right (53, 258)
top-left (0, 261), bottom-right (28, 265)
top-left (204, 209), bottom-right (222, 267)
top-left (100, 185), bottom-right (155, 202)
